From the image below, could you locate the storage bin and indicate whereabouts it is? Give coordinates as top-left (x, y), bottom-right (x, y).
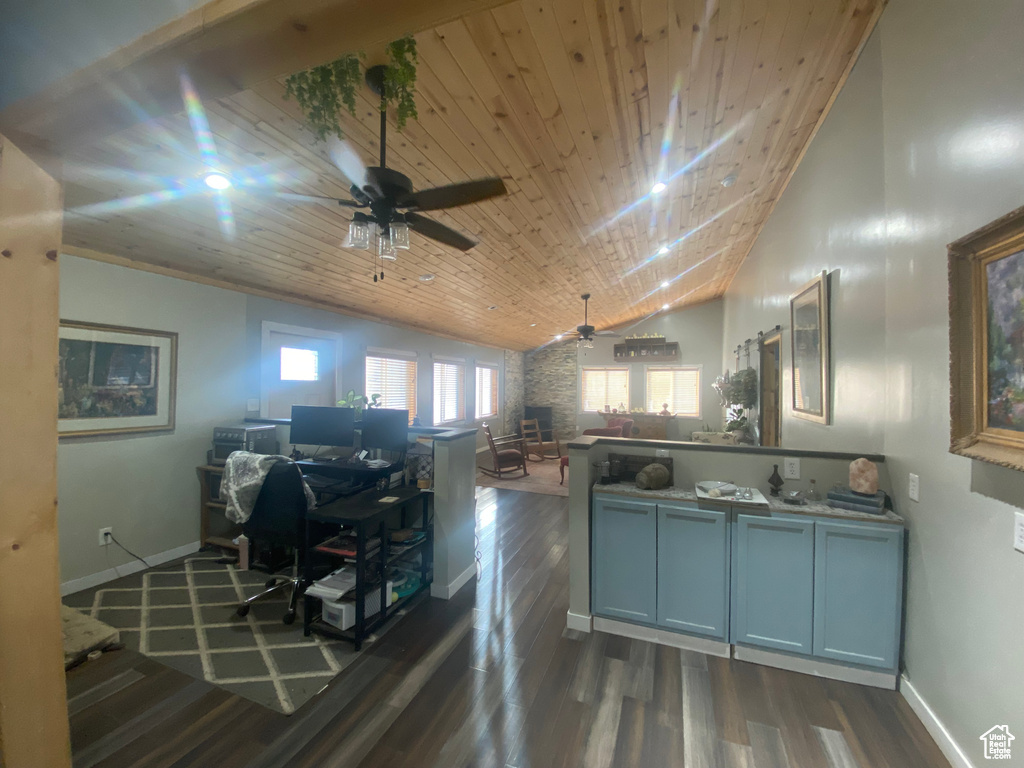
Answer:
top-left (321, 580), bottom-right (393, 631)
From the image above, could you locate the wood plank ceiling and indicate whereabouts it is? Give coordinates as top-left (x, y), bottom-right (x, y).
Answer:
top-left (60, 0), bottom-right (882, 351)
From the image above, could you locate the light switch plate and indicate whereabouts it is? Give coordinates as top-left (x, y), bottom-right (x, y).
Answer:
top-left (246, 398), bottom-right (260, 412)
top-left (1014, 512), bottom-right (1024, 554)
top-left (783, 457), bottom-right (800, 479)
top-left (908, 473), bottom-right (920, 502)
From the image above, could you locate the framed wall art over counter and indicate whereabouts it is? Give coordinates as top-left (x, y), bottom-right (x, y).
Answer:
top-left (58, 321), bottom-right (177, 437)
top-left (950, 205), bottom-right (1024, 471)
top-left (790, 271), bottom-right (830, 424)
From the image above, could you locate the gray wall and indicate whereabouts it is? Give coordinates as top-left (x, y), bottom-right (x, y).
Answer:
top-left (578, 299), bottom-right (725, 438)
top-left (723, 17), bottom-right (1024, 762)
top-left (57, 255), bottom-right (247, 585)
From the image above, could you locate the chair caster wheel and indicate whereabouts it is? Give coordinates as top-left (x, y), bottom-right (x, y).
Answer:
top-left (283, 612), bottom-right (295, 625)
top-left (237, 605), bottom-right (250, 617)
top-left (266, 578), bottom-right (278, 588)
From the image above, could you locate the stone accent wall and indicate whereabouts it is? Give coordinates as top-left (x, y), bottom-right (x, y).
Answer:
top-left (502, 349), bottom-right (525, 436)
top-left (524, 340), bottom-right (578, 441)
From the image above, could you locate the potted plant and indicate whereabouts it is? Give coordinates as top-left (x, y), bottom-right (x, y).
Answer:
top-left (337, 389), bottom-right (382, 416)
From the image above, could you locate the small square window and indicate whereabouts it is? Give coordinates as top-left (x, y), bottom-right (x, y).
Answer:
top-left (280, 347), bottom-right (319, 381)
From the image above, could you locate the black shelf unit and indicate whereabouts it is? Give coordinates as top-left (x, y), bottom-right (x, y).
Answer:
top-left (613, 336), bottom-right (680, 362)
top-left (302, 486), bottom-right (432, 650)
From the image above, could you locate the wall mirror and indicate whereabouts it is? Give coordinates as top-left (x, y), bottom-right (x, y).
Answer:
top-left (790, 271), bottom-right (830, 424)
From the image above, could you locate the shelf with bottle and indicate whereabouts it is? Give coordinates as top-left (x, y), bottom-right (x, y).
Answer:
top-left (613, 336), bottom-right (679, 362)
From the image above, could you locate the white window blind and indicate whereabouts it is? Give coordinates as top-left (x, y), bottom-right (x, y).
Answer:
top-left (581, 367), bottom-right (629, 412)
top-left (475, 366), bottom-right (498, 419)
top-left (433, 362), bottom-right (466, 425)
top-left (646, 367), bottom-right (701, 418)
top-left (365, 355), bottom-right (417, 423)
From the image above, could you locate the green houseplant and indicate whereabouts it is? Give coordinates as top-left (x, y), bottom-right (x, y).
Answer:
top-left (337, 389), bottom-right (382, 415)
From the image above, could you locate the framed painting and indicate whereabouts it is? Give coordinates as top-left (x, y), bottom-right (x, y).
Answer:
top-left (58, 321), bottom-right (177, 437)
top-left (790, 271), bottom-right (830, 424)
top-left (949, 206), bottom-right (1024, 470)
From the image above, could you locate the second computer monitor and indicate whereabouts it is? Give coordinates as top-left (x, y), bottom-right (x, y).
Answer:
top-left (289, 405), bottom-right (355, 447)
top-left (360, 408), bottom-right (409, 452)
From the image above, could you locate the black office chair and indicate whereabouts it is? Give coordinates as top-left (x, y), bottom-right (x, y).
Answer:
top-left (235, 461), bottom-right (308, 625)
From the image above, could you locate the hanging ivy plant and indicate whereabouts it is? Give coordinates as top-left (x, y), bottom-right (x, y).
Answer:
top-left (384, 36), bottom-right (418, 129)
top-left (283, 53), bottom-right (362, 142)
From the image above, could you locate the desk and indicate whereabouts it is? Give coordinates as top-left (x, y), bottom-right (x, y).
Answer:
top-left (303, 486), bottom-right (431, 649)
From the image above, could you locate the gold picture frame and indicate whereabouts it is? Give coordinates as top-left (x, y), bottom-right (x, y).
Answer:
top-left (949, 205), bottom-right (1024, 470)
top-left (790, 271), bottom-right (830, 424)
top-left (58, 320), bottom-right (177, 438)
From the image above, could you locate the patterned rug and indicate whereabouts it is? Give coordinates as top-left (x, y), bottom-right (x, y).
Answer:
top-left (475, 455), bottom-right (568, 497)
top-left (63, 553), bottom-right (393, 714)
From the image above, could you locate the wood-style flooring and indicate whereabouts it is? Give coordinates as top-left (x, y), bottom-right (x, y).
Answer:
top-left (67, 487), bottom-right (950, 768)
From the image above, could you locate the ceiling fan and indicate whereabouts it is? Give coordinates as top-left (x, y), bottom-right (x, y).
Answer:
top-left (282, 65), bottom-right (508, 279)
top-left (568, 293), bottom-right (620, 348)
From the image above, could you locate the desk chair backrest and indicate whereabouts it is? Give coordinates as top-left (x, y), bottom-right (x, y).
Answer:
top-left (244, 461), bottom-right (307, 546)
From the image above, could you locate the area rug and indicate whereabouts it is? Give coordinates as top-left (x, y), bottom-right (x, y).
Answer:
top-left (475, 456), bottom-right (568, 497)
top-left (63, 553), bottom-right (400, 714)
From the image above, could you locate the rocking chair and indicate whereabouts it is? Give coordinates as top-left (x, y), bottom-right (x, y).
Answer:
top-left (481, 423), bottom-right (530, 478)
top-left (521, 418), bottom-right (562, 460)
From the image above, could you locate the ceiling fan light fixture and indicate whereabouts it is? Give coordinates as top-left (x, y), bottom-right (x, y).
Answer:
top-left (390, 218), bottom-right (411, 249)
top-left (651, 181), bottom-right (667, 195)
top-left (378, 230), bottom-right (397, 259)
top-left (346, 213), bottom-right (371, 250)
top-left (578, 337), bottom-right (594, 349)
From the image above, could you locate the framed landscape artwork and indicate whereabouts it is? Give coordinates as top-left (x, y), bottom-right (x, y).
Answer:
top-left (58, 321), bottom-right (177, 437)
top-left (950, 205), bottom-right (1024, 470)
top-left (790, 271), bottom-right (830, 424)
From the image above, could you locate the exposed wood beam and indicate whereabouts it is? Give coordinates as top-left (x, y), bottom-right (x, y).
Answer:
top-left (0, 0), bottom-right (519, 151)
top-left (0, 135), bottom-right (69, 768)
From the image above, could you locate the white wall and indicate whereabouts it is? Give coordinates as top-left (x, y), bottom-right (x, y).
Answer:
top-left (58, 255), bottom-right (247, 585)
top-left (723, 15), bottom-right (1024, 764)
top-left (577, 299), bottom-right (725, 437)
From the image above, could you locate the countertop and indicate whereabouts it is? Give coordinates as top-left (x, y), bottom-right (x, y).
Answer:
top-left (592, 482), bottom-right (905, 526)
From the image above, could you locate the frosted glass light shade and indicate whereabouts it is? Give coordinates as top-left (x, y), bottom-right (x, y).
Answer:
top-left (346, 217), bottom-right (371, 249)
top-left (390, 220), bottom-right (411, 249)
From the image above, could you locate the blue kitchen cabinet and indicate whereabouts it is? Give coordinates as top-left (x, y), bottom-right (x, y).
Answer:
top-left (732, 513), bottom-right (815, 654)
top-left (656, 503), bottom-right (729, 639)
top-left (591, 496), bottom-right (657, 623)
top-left (813, 521), bottom-right (904, 669)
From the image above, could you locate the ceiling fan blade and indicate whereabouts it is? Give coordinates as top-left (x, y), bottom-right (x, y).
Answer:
top-left (325, 136), bottom-right (367, 189)
top-left (399, 178), bottom-right (507, 212)
top-left (260, 191), bottom-right (364, 207)
top-left (406, 212), bottom-right (477, 251)
top-left (594, 330), bottom-right (620, 337)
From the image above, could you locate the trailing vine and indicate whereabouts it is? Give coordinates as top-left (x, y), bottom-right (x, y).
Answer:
top-left (384, 36), bottom-right (418, 129)
top-left (282, 35), bottom-right (419, 142)
top-left (283, 53), bottom-right (361, 142)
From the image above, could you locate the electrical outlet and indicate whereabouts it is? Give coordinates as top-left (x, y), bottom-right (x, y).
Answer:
top-left (655, 449), bottom-right (670, 458)
top-left (1014, 512), bottom-right (1024, 554)
top-left (783, 457), bottom-right (800, 479)
top-left (908, 473), bottom-right (920, 502)
top-left (246, 398), bottom-right (260, 412)
top-left (98, 527), bottom-right (113, 547)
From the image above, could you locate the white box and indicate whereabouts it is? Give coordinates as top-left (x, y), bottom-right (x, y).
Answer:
top-left (321, 580), bottom-right (393, 631)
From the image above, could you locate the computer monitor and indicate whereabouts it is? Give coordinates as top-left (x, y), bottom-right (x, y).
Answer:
top-left (289, 405), bottom-right (355, 447)
top-left (360, 408), bottom-right (409, 452)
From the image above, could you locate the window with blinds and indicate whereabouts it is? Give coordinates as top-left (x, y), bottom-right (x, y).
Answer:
top-left (433, 361), bottom-right (466, 425)
top-left (365, 355), bottom-right (417, 423)
top-left (475, 365), bottom-right (498, 419)
top-left (646, 366), bottom-right (701, 418)
top-left (581, 367), bottom-right (630, 412)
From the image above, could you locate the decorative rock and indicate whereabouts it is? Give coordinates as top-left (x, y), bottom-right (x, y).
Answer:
top-left (635, 462), bottom-right (670, 490)
top-left (850, 458), bottom-right (879, 495)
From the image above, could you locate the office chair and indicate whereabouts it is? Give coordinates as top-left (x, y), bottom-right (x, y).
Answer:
top-left (235, 461), bottom-right (308, 625)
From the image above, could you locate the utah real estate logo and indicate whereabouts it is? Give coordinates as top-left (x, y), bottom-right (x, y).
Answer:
top-left (980, 725), bottom-right (1015, 760)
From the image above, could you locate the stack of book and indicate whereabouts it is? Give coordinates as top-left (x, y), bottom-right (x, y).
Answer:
top-left (389, 529), bottom-right (426, 556)
top-left (305, 565), bottom-right (356, 601)
top-left (314, 533), bottom-right (382, 558)
top-left (827, 486), bottom-right (887, 515)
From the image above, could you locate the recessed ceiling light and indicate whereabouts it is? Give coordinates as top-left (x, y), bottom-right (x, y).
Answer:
top-left (721, 173), bottom-right (738, 187)
top-left (662, 303), bottom-right (670, 310)
top-left (488, 305), bottom-right (498, 310)
top-left (660, 280), bottom-right (670, 288)
top-left (555, 334), bottom-right (563, 340)
top-left (419, 273), bottom-right (435, 282)
top-left (203, 172), bottom-right (231, 190)
top-left (530, 323), bottom-right (537, 327)
top-left (651, 181), bottom-right (667, 195)
top-left (658, 246), bottom-right (670, 255)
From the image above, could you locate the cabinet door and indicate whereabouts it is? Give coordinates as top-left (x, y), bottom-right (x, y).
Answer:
top-left (657, 503), bottom-right (729, 639)
top-left (732, 514), bottom-right (815, 653)
top-left (813, 521), bottom-right (903, 669)
top-left (592, 496), bottom-right (657, 623)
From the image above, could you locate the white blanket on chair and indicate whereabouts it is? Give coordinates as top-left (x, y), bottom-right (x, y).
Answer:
top-left (222, 452), bottom-right (316, 524)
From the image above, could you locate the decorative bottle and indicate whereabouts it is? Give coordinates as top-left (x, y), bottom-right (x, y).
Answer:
top-left (768, 465), bottom-right (784, 497)
top-left (807, 479), bottom-right (820, 502)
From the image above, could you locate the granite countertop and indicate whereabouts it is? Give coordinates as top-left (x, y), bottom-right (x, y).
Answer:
top-left (593, 482), bottom-right (905, 526)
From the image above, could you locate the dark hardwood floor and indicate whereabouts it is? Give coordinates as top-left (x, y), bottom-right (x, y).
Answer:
top-left (67, 487), bottom-right (949, 768)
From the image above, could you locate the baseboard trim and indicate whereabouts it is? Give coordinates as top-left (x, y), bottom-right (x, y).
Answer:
top-left (733, 645), bottom-right (898, 689)
top-left (566, 610), bottom-right (593, 632)
top-left (593, 617), bottom-right (731, 657)
top-left (430, 563), bottom-right (476, 600)
top-left (61, 540), bottom-right (202, 596)
top-left (900, 675), bottom-right (975, 768)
